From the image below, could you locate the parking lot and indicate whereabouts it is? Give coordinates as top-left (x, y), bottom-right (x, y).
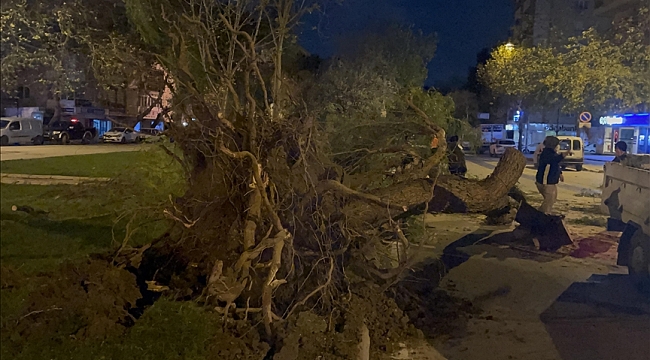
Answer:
top-left (0, 143), bottom-right (141, 161)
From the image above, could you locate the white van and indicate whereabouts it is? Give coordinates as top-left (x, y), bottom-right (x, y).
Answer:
top-left (557, 136), bottom-right (584, 171)
top-left (533, 136), bottom-right (584, 171)
top-left (0, 117), bottom-right (44, 146)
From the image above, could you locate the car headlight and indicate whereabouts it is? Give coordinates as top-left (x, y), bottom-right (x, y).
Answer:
top-left (52, 131), bottom-right (61, 134)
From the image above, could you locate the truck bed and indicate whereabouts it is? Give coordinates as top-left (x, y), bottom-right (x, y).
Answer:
top-left (600, 161), bottom-right (650, 235)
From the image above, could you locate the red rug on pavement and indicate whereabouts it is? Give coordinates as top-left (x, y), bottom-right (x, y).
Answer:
top-left (570, 232), bottom-right (621, 260)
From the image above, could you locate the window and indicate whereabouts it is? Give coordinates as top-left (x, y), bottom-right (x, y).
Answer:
top-left (575, 0), bottom-right (589, 11)
top-left (8, 121), bottom-right (21, 131)
top-left (17, 86), bottom-right (30, 99)
top-left (573, 140), bottom-right (582, 150)
top-left (560, 140), bottom-right (571, 151)
top-left (139, 92), bottom-right (159, 108)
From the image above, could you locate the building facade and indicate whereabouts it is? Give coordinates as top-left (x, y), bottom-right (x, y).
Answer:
top-left (512, 0), bottom-right (646, 46)
top-left (597, 113), bottom-right (650, 154)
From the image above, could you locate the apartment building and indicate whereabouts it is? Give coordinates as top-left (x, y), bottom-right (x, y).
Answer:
top-left (512, 0), bottom-right (647, 46)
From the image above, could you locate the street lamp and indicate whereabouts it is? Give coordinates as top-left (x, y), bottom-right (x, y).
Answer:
top-left (504, 42), bottom-right (515, 51)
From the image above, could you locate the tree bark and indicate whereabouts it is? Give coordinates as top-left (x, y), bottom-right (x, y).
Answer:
top-left (340, 148), bottom-right (526, 227)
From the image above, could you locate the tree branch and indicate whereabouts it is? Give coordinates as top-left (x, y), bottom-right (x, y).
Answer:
top-left (318, 180), bottom-right (408, 212)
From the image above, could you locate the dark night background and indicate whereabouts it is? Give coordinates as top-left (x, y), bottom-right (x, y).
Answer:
top-left (298, 0), bottom-right (514, 88)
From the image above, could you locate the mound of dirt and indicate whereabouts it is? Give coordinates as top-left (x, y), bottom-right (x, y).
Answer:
top-left (6, 259), bottom-right (141, 348)
top-left (210, 321), bottom-right (270, 360)
top-left (273, 284), bottom-right (421, 360)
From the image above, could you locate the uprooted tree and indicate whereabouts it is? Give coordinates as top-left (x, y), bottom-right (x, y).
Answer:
top-left (117, 0), bottom-right (527, 338)
top-left (2, 0), bottom-right (527, 353)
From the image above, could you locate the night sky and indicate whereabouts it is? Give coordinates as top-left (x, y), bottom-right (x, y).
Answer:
top-left (298, 0), bottom-right (514, 87)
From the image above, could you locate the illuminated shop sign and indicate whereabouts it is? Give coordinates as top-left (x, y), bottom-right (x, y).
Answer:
top-left (599, 113), bottom-right (650, 126)
top-left (599, 116), bottom-right (624, 125)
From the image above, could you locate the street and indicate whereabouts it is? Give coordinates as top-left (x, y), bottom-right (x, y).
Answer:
top-left (418, 155), bottom-right (650, 360)
top-left (0, 144), bottom-right (142, 161)
top-left (469, 154), bottom-right (604, 196)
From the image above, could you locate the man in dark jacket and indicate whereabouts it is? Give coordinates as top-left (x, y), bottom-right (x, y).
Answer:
top-left (612, 141), bottom-right (628, 163)
top-left (447, 136), bottom-right (467, 176)
top-left (535, 136), bottom-right (571, 214)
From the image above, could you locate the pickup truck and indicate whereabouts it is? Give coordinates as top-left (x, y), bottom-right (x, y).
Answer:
top-left (601, 155), bottom-right (650, 289)
top-left (45, 120), bottom-right (97, 144)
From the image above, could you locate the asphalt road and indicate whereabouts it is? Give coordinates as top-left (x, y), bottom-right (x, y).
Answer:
top-left (0, 143), bottom-right (142, 161)
top-left (522, 152), bottom-right (615, 166)
top-left (467, 154), bottom-right (604, 197)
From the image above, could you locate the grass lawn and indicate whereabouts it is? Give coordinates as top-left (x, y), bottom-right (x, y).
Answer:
top-left (0, 146), bottom-right (195, 358)
top-left (0, 149), bottom-right (153, 178)
top-left (0, 147), bottom-right (185, 273)
top-left (2, 299), bottom-right (224, 360)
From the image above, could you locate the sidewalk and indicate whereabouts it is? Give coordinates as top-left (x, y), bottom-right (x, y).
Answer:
top-left (521, 154), bottom-right (603, 173)
top-left (1, 173), bottom-right (110, 185)
top-left (585, 155), bottom-right (614, 162)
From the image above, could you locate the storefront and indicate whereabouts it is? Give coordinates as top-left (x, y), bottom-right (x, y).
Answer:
top-left (507, 122), bottom-right (578, 149)
top-left (598, 113), bottom-right (650, 154)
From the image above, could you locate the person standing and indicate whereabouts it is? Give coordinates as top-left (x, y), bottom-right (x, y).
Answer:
top-left (535, 136), bottom-right (571, 214)
top-left (612, 141), bottom-right (628, 163)
top-left (447, 136), bottom-right (467, 176)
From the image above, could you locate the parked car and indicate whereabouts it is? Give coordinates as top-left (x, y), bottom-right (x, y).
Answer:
top-left (0, 117), bottom-right (44, 146)
top-left (489, 139), bottom-right (517, 157)
top-left (46, 119), bottom-right (97, 144)
top-left (136, 128), bottom-right (163, 143)
top-left (584, 143), bottom-right (597, 154)
top-left (524, 142), bottom-right (540, 154)
top-left (102, 127), bottom-right (139, 143)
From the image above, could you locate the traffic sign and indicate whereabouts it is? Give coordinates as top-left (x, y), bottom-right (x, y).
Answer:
top-left (579, 112), bottom-right (592, 123)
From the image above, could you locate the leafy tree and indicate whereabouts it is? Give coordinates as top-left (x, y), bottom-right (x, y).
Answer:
top-left (1, 0), bottom-right (165, 123)
top-left (1, 0), bottom-right (87, 100)
top-left (311, 25), bottom-right (481, 178)
top-left (480, 8), bottom-right (649, 115)
top-left (448, 89), bottom-right (479, 126)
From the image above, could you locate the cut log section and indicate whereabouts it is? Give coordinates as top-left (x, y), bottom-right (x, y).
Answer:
top-left (515, 201), bottom-right (573, 251)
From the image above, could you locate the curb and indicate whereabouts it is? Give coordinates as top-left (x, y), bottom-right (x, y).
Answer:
top-left (1, 173), bottom-right (111, 185)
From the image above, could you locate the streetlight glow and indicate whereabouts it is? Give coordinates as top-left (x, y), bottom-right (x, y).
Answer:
top-left (505, 42), bottom-right (515, 51)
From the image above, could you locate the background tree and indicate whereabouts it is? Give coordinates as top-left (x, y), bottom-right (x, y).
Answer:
top-left (1, 0), bottom-right (166, 123)
top-left (479, 44), bottom-right (560, 148)
top-left (480, 8), bottom-right (649, 118)
top-left (554, 8), bottom-right (650, 112)
top-left (448, 89), bottom-right (479, 126)
top-left (1, 0), bottom-right (88, 118)
top-left (312, 25), bottom-right (482, 179)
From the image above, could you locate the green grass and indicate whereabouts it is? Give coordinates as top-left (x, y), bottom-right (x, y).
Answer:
top-left (0, 149), bottom-right (153, 178)
top-left (2, 299), bottom-right (223, 360)
top-left (0, 147), bottom-right (185, 274)
top-left (0, 147), bottom-right (205, 359)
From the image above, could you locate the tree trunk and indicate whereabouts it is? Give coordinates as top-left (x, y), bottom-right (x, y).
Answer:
top-left (341, 148), bottom-right (526, 228)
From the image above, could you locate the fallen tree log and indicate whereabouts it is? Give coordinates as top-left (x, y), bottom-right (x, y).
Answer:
top-left (339, 148), bottom-right (527, 227)
top-left (427, 148), bottom-right (527, 213)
